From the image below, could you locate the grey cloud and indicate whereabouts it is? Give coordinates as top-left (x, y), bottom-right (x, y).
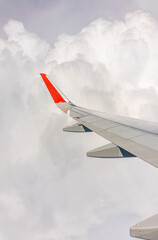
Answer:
top-left (1, 0), bottom-right (158, 46)
top-left (135, 0), bottom-right (158, 17)
top-left (0, 0), bottom-right (153, 43)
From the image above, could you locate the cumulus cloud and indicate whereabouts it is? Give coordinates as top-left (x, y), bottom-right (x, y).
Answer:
top-left (1, 11), bottom-right (158, 240)
top-left (47, 10), bottom-right (158, 118)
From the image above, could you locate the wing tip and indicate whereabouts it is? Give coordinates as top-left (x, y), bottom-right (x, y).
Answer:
top-left (40, 73), bottom-right (48, 80)
top-left (40, 73), bottom-right (67, 103)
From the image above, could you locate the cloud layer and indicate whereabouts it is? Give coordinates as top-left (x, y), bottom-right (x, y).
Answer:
top-left (1, 10), bottom-right (158, 240)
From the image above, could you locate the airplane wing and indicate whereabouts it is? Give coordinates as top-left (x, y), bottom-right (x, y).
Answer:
top-left (130, 214), bottom-right (158, 240)
top-left (40, 73), bottom-right (158, 168)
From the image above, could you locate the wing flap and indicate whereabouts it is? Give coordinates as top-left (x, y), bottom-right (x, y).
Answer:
top-left (87, 143), bottom-right (135, 158)
top-left (63, 123), bottom-right (92, 132)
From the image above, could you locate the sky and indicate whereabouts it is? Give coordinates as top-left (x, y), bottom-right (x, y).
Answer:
top-left (1, 1), bottom-right (158, 240)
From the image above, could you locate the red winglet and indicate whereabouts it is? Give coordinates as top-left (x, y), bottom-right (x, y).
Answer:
top-left (40, 73), bottom-right (66, 103)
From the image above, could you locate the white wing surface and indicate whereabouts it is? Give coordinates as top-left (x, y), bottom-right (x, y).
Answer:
top-left (130, 214), bottom-right (158, 240)
top-left (40, 73), bottom-right (158, 168)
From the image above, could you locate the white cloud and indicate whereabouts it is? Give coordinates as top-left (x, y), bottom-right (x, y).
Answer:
top-left (46, 10), bottom-right (158, 118)
top-left (1, 11), bottom-right (158, 240)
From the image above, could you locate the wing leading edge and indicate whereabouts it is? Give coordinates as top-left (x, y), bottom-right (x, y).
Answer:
top-left (40, 73), bottom-right (158, 168)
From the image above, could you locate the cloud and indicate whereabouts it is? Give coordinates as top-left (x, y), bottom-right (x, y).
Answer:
top-left (0, 0), bottom-right (137, 44)
top-left (1, 11), bottom-right (158, 240)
